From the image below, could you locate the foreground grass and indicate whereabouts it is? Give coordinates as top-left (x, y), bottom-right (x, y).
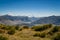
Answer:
top-left (0, 24), bottom-right (60, 40)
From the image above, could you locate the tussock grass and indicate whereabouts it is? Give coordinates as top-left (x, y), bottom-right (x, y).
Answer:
top-left (0, 24), bottom-right (59, 40)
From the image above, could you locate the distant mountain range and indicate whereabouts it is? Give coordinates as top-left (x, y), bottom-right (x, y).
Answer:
top-left (32, 15), bottom-right (60, 25)
top-left (0, 15), bottom-right (39, 25)
top-left (0, 15), bottom-right (60, 26)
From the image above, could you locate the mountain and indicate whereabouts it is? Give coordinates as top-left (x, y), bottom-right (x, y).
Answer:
top-left (32, 15), bottom-right (60, 25)
top-left (30, 17), bottom-right (39, 22)
top-left (0, 15), bottom-right (30, 21)
top-left (0, 15), bottom-right (38, 25)
top-left (0, 15), bottom-right (60, 26)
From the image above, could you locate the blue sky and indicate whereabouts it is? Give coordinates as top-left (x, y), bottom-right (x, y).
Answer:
top-left (0, 0), bottom-right (60, 17)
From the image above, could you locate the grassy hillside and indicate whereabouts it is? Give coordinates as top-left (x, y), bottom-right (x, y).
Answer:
top-left (0, 24), bottom-right (60, 40)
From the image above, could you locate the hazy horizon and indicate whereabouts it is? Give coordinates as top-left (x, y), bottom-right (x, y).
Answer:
top-left (0, 0), bottom-right (60, 17)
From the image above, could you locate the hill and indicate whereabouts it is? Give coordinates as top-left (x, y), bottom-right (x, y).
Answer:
top-left (32, 15), bottom-right (60, 25)
top-left (0, 24), bottom-right (60, 40)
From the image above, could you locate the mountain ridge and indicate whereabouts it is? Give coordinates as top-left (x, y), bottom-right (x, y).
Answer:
top-left (32, 15), bottom-right (60, 25)
top-left (0, 15), bottom-right (60, 26)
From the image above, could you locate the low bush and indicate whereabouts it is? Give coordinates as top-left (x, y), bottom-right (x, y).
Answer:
top-left (19, 28), bottom-right (22, 31)
top-left (40, 32), bottom-right (46, 38)
top-left (7, 29), bottom-right (15, 35)
top-left (22, 25), bottom-right (29, 29)
top-left (33, 33), bottom-right (40, 37)
top-left (15, 25), bottom-right (20, 30)
top-left (49, 26), bottom-right (60, 34)
top-left (31, 24), bottom-right (52, 31)
top-left (0, 35), bottom-right (8, 40)
top-left (52, 33), bottom-right (60, 40)
top-left (33, 32), bottom-right (46, 38)
top-left (31, 26), bottom-right (43, 31)
top-left (1, 26), bottom-right (13, 30)
top-left (52, 26), bottom-right (59, 33)
top-left (0, 29), bottom-right (5, 33)
top-left (48, 26), bottom-right (60, 36)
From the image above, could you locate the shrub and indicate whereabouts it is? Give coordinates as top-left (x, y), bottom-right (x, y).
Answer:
top-left (51, 26), bottom-right (60, 33)
top-left (52, 33), bottom-right (60, 40)
top-left (31, 24), bottom-right (51, 31)
top-left (0, 24), bottom-right (6, 29)
top-left (1, 27), bottom-right (6, 30)
top-left (33, 33), bottom-right (40, 37)
top-left (22, 25), bottom-right (29, 29)
top-left (0, 29), bottom-right (5, 33)
top-left (0, 35), bottom-right (8, 40)
top-left (19, 28), bottom-right (22, 31)
top-left (33, 32), bottom-right (46, 38)
top-left (1, 26), bottom-right (13, 30)
top-left (48, 32), bottom-right (53, 35)
top-left (7, 29), bottom-right (15, 35)
top-left (15, 25), bottom-right (20, 30)
top-left (31, 26), bottom-right (43, 31)
top-left (48, 26), bottom-right (60, 35)
top-left (40, 32), bottom-right (46, 38)
top-left (43, 24), bottom-right (52, 29)
top-left (48, 24), bottom-right (52, 28)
